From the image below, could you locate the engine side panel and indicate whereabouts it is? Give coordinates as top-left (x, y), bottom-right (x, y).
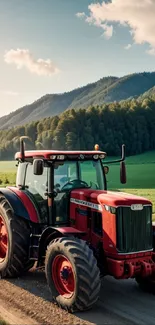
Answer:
top-left (70, 190), bottom-right (103, 245)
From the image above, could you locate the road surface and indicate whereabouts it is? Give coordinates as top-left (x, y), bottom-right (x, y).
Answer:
top-left (0, 269), bottom-right (154, 324)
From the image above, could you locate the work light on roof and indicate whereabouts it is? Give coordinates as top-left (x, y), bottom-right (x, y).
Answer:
top-left (50, 155), bottom-right (57, 160)
top-left (57, 155), bottom-right (65, 160)
top-left (99, 154), bottom-right (106, 159)
top-left (94, 144), bottom-right (99, 151)
top-left (50, 154), bottom-right (65, 160)
top-left (93, 154), bottom-right (99, 160)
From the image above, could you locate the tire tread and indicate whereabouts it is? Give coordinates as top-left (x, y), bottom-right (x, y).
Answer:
top-left (0, 195), bottom-right (33, 278)
top-left (45, 236), bottom-right (101, 312)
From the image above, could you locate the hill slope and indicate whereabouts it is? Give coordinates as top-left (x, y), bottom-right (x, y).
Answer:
top-left (0, 76), bottom-right (117, 129)
top-left (1, 71), bottom-right (155, 129)
top-left (139, 85), bottom-right (155, 100)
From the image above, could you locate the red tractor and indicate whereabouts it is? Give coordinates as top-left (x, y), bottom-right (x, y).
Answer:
top-left (0, 138), bottom-right (155, 312)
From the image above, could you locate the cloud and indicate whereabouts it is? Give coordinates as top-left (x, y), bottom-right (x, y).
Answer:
top-left (4, 49), bottom-right (60, 76)
top-left (0, 90), bottom-right (19, 96)
top-left (85, 13), bottom-right (113, 39)
top-left (77, 0), bottom-right (155, 53)
top-left (76, 12), bottom-right (86, 18)
top-left (124, 44), bottom-right (132, 50)
top-left (146, 47), bottom-right (155, 56)
top-left (101, 24), bottom-right (113, 39)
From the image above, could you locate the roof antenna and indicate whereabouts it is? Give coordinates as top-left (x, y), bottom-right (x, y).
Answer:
top-left (20, 136), bottom-right (31, 162)
top-left (20, 137), bottom-right (25, 162)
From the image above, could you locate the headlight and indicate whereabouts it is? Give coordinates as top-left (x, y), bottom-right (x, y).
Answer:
top-left (57, 155), bottom-right (65, 160)
top-left (104, 205), bottom-right (116, 214)
top-left (110, 206), bottom-right (116, 214)
top-left (50, 155), bottom-right (57, 159)
top-left (99, 154), bottom-right (106, 159)
top-left (50, 155), bottom-right (65, 160)
top-left (93, 154), bottom-right (99, 160)
top-left (104, 205), bottom-right (110, 211)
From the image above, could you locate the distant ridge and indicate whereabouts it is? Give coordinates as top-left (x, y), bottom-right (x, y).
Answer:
top-left (1, 71), bottom-right (155, 129)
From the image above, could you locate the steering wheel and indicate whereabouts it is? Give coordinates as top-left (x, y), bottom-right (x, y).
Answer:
top-left (61, 179), bottom-right (89, 191)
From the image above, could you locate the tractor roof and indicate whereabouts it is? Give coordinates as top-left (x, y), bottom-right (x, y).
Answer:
top-left (15, 150), bottom-right (107, 160)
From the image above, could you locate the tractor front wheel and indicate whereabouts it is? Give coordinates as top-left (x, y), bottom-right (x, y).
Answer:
top-left (0, 195), bottom-right (32, 278)
top-left (45, 237), bottom-right (101, 312)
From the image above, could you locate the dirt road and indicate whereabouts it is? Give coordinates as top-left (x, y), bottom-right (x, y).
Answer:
top-left (99, 276), bottom-right (155, 325)
top-left (0, 269), bottom-right (154, 325)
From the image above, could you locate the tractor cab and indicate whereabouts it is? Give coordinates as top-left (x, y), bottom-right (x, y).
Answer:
top-left (15, 147), bottom-right (107, 225)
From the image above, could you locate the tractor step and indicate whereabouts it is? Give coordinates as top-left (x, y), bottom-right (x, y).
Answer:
top-left (30, 234), bottom-right (41, 237)
top-left (29, 233), bottom-right (41, 260)
top-left (29, 245), bottom-right (39, 260)
top-left (29, 245), bottom-right (39, 248)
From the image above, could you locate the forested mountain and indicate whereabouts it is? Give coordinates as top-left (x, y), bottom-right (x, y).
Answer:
top-left (0, 96), bottom-right (155, 160)
top-left (0, 76), bottom-right (117, 129)
top-left (139, 86), bottom-right (155, 100)
top-left (1, 71), bottom-right (155, 129)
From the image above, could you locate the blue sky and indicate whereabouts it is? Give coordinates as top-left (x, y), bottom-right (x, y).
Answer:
top-left (0, 0), bottom-right (155, 117)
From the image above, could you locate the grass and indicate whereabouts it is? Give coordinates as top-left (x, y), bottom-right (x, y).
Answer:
top-left (0, 161), bottom-right (17, 172)
top-left (0, 173), bottom-right (16, 186)
top-left (0, 161), bottom-right (16, 186)
top-left (0, 319), bottom-right (9, 325)
top-left (106, 164), bottom-right (155, 189)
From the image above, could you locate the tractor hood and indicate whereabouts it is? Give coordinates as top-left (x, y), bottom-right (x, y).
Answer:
top-left (97, 190), bottom-right (152, 208)
top-left (71, 189), bottom-right (152, 209)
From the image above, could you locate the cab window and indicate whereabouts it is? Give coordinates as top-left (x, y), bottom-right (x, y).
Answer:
top-left (54, 161), bottom-right (78, 191)
top-left (54, 159), bottom-right (105, 191)
top-left (25, 163), bottom-right (48, 199)
top-left (79, 160), bottom-right (104, 190)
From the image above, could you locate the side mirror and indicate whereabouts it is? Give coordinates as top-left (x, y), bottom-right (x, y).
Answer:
top-left (120, 161), bottom-right (126, 184)
top-left (33, 159), bottom-right (44, 175)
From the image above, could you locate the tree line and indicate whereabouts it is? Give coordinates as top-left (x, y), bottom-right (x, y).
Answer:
top-left (0, 96), bottom-right (155, 160)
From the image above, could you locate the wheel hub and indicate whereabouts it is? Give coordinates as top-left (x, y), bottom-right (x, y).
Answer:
top-left (0, 215), bottom-right (8, 261)
top-left (52, 255), bottom-right (75, 297)
top-left (60, 266), bottom-right (71, 280)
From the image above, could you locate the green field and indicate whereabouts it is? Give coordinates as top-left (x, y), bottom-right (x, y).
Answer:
top-left (0, 161), bottom-right (16, 186)
top-left (0, 151), bottom-right (155, 218)
top-left (105, 150), bottom-right (155, 189)
top-left (0, 319), bottom-right (9, 325)
top-left (0, 161), bottom-right (17, 172)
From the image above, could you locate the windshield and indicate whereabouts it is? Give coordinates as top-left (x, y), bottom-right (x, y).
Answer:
top-left (54, 160), bottom-right (105, 191)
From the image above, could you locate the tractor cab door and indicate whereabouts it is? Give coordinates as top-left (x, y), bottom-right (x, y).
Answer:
top-left (53, 161), bottom-right (77, 225)
top-left (24, 163), bottom-right (49, 223)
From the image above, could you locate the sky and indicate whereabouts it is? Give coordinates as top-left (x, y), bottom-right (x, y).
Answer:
top-left (0, 0), bottom-right (155, 117)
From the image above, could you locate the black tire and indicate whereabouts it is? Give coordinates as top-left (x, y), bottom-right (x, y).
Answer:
top-left (0, 195), bottom-right (32, 278)
top-left (45, 237), bottom-right (101, 312)
top-left (136, 276), bottom-right (155, 293)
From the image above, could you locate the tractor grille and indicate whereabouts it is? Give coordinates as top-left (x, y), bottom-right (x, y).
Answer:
top-left (116, 205), bottom-right (153, 253)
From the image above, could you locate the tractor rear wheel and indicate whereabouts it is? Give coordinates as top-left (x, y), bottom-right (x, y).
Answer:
top-left (45, 237), bottom-right (101, 312)
top-left (0, 195), bottom-right (32, 278)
